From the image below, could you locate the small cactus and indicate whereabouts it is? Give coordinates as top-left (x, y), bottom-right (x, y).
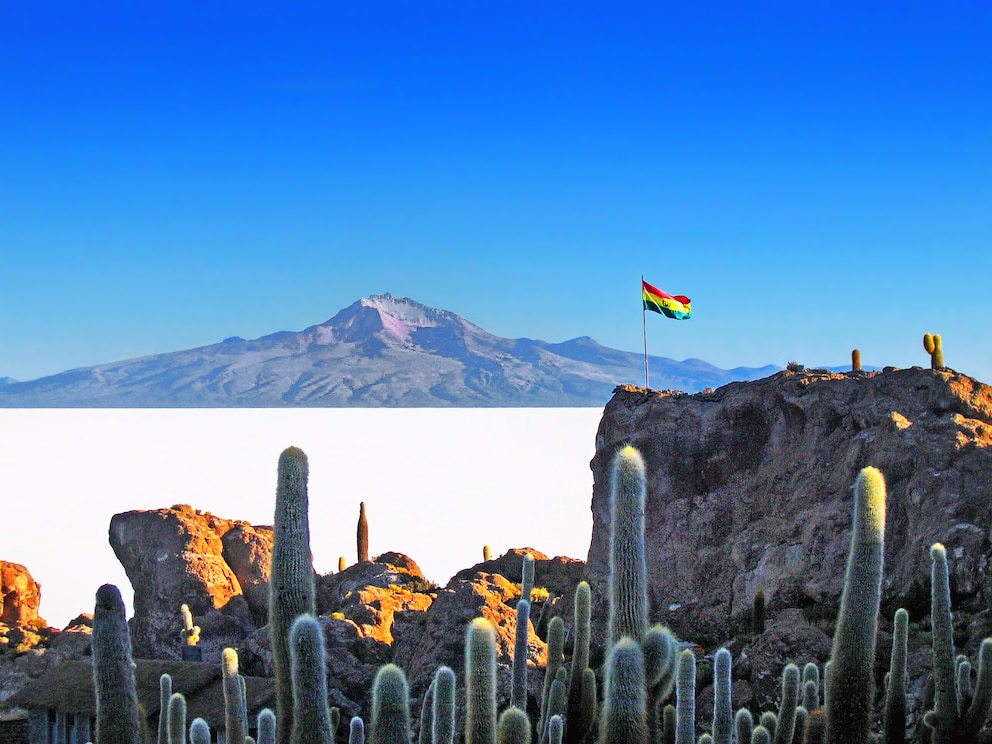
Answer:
top-left (159, 674), bottom-right (173, 744)
top-left (497, 708), bottom-right (531, 744)
top-left (222, 649), bottom-right (247, 744)
top-left (257, 710), bottom-right (277, 744)
top-left (189, 719), bottom-right (211, 744)
top-left (712, 649), bottom-right (732, 744)
top-left (432, 667), bottom-right (456, 744)
top-left (369, 664), bottom-right (411, 744)
top-left (167, 693), bottom-right (187, 744)
top-left (180, 604), bottom-right (200, 646)
top-left (339, 556), bottom-right (348, 572)
top-left (350, 718), bottom-right (365, 744)
top-left (852, 348), bottom-right (862, 372)
top-left (923, 333), bottom-right (945, 369)
top-left (675, 649), bottom-right (695, 744)
top-left (483, 545), bottom-right (492, 562)
top-left (289, 616), bottom-right (335, 744)
top-left (358, 501), bottom-right (370, 563)
top-left (883, 608), bottom-right (908, 744)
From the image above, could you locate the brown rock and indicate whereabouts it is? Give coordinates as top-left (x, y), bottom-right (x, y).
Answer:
top-left (0, 561), bottom-right (44, 628)
top-left (586, 369), bottom-right (992, 646)
top-left (221, 524), bottom-right (274, 624)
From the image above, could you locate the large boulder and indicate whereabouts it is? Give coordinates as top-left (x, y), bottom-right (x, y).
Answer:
top-left (109, 505), bottom-right (271, 659)
top-left (0, 561), bottom-right (44, 628)
top-left (586, 367), bottom-right (992, 646)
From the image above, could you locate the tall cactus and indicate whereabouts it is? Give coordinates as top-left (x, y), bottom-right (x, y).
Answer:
top-left (674, 649), bottom-right (695, 744)
top-left (167, 693), bottom-right (187, 744)
top-left (418, 678), bottom-right (435, 744)
top-left (522, 553), bottom-right (536, 600)
top-left (92, 584), bottom-right (142, 744)
top-left (540, 616), bottom-right (565, 741)
top-left (432, 666), bottom-right (456, 744)
top-left (257, 710), bottom-right (277, 744)
top-left (565, 582), bottom-right (593, 744)
top-left (289, 616), bottom-right (334, 744)
top-left (358, 501), bottom-right (370, 563)
top-left (883, 608), bottom-right (909, 744)
top-left (712, 649), bottom-right (732, 744)
top-left (223, 649), bottom-right (247, 744)
top-left (466, 618), bottom-right (498, 744)
top-left (511, 599), bottom-right (531, 711)
top-left (369, 664), bottom-right (412, 744)
top-left (600, 637), bottom-right (647, 744)
top-left (773, 663), bottom-right (800, 744)
top-left (159, 674), bottom-right (173, 744)
top-left (825, 466), bottom-right (887, 744)
top-left (608, 445), bottom-right (649, 646)
top-left (270, 446), bottom-right (317, 744)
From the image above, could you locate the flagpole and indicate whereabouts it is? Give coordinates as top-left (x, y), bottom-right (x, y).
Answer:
top-left (642, 274), bottom-right (649, 388)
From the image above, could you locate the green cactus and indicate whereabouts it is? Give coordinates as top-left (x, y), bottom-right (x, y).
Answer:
top-left (712, 649), bottom-right (732, 744)
top-left (497, 708), bottom-right (531, 744)
top-left (564, 582), bottom-right (592, 744)
top-left (222, 648), bottom-right (247, 744)
top-left (418, 678), bottom-right (435, 744)
top-left (92, 584), bottom-right (142, 744)
top-left (801, 664), bottom-right (819, 713)
top-left (350, 717), bottom-right (366, 744)
top-left (257, 710), bottom-right (277, 744)
top-left (698, 735), bottom-right (712, 744)
top-left (923, 333), bottom-right (945, 369)
top-left (753, 590), bottom-right (766, 637)
top-left (883, 608), bottom-right (909, 744)
top-left (542, 679), bottom-right (567, 744)
top-left (540, 616), bottom-right (565, 741)
top-left (511, 598), bottom-right (531, 711)
top-left (675, 649), bottom-right (695, 744)
top-left (190, 718), bottom-right (211, 744)
top-left (289, 616), bottom-right (334, 744)
top-left (758, 713), bottom-right (776, 741)
top-left (547, 716), bottom-right (563, 744)
top-left (466, 618), bottom-right (498, 744)
top-left (608, 445), bottom-right (649, 646)
top-left (358, 501), bottom-right (370, 563)
top-left (773, 664), bottom-right (800, 744)
top-left (159, 673), bottom-right (173, 744)
top-left (663, 705), bottom-right (676, 744)
top-left (734, 709), bottom-right (753, 744)
top-left (644, 625), bottom-right (677, 744)
top-left (804, 709), bottom-right (826, 744)
top-left (270, 446), bottom-right (317, 744)
top-left (600, 637), bottom-right (648, 744)
top-left (825, 466), bottom-right (887, 744)
top-left (432, 666), bottom-right (455, 744)
top-left (750, 726), bottom-right (771, 744)
top-left (369, 664), bottom-right (412, 744)
top-left (792, 708), bottom-right (808, 744)
top-left (180, 604), bottom-right (200, 646)
top-left (167, 693), bottom-right (187, 744)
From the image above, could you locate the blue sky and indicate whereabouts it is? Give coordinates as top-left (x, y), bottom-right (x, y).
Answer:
top-left (2, 2), bottom-right (990, 384)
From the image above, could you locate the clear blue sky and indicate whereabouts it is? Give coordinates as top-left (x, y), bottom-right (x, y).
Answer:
top-left (3, 2), bottom-right (990, 384)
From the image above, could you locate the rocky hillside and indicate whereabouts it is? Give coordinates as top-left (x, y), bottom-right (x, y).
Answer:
top-left (0, 294), bottom-right (777, 407)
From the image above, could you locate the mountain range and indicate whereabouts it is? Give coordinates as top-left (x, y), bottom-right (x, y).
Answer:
top-left (0, 294), bottom-right (780, 407)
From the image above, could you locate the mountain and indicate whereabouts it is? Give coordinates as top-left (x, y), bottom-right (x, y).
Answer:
top-left (0, 294), bottom-right (780, 407)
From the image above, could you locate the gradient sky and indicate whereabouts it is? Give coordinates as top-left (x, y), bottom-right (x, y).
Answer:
top-left (3, 2), bottom-right (990, 385)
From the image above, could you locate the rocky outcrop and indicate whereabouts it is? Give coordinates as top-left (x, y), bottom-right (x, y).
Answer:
top-left (0, 562), bottom-right (44, 629)
top-left (586, 367), bottom-right (992, 645)
top-left (108, 505), bottom-right (271, 659)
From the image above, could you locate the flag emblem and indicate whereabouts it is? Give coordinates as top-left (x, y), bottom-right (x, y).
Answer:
top-left (642, 279), bottom-right (691, 320)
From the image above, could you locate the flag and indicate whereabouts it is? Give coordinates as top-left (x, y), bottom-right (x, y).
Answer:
top-left (642, 279), bottom-right (691, 320)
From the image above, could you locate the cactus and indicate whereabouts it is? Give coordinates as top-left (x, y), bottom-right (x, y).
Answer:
top-left (258, 710), bottom-right (277, 744)
top-left (358, 501), bottom-right (370, 563)
top-left (712, 649), bottom-right (732, 744)
top-left (608, 445), bottom-right (649, 646)
top-left (542, 679), bottom-right (567, 744)
top-left (418, 678), bottom-right (435, 744)
top-left (350, 717), bottom-right (366, 744)
top-left (511, 598), bottom-right (531, 711)
top-left (167, 693), bottom-right (187, 744)
top-left (92, 584), bottom-right (142, 744)
top-left (223, 649), bottom-right (247, 744)
top-left (773, 664), bottom-right (800, 744)
top-left (483, 545), bottom-right (492, 562)
top-left (497, 708), bottom-right (531, 744)
top-left (753, 590), bottom-right (766, 637)
top-left (600, 637), bottom-right (647, 744)
top-left (663, 705), bottom-right (676, 744)
top-left (189, 719), bottom-right (211, 744)
top-left (270, 446), bottom-right (317, 744)
top-left (675, 649), bottom-right (695, 744)
top-left (159, 674), bottom-right (173, 744)
top-left (923, 333), bottom-right (945, 369)
top-left (369, 664), bottom-right (412, 744)
top-left (758, 713), bottom-right (777, 741)
top-left (180, 604), bottom-right (200, 646)
top-left (792, 708), bottom-right (808, 744)
top-left (565, 582), bottom-right (593, 744)
top-left (547, 716), bottom-right (563, 744)
top-left (735, 709), bottom-right (754, 744)
top-left (852, 349), bottom-right (862, 372)
top-left (801, 664), bottom-right (819, 713)
top-left (540, 616), bottom-right (565, 740)
top-left (339, 556), bottom-right (348, 572)
top-left (883, 608), bottom-right (909, 744)
top-left (803, 709), bottom-right (826, 744)
top-left (466, 618), bottom-right (498, 744)
top-left (289, 616), bottom-right (334, 744)
top-left (751, 726), bottom-right (771, 744)
top-left (825, 466), bottom-right (887, 744)
top-left (432, 666), bottom-right (455, 744)
top-left (644, 625), bottom-right (677, 744)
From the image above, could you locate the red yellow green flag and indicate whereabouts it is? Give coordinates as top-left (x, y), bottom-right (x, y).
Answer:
top-left (642, 279), bottom-right (691, 319)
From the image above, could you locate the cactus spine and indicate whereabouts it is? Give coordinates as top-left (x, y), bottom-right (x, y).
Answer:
top-left (189, 719), bottom-right (211, 744)
top-left (497, 708), bottom-right (531, 744)
top-left (159, 674), bottom-right (173, 744)
top-left (270, 446), bottom-right (316, 744)
top-left (257, 710), bottom-right (277, 744)
top-left (825, 466), bottom-right (886, 744)
top-left (883, 608), bottom-right (908, 744)
top-left (92, 584), bottom-right (142, 744)
top-left (167, 693), bottom-right (187, 744)
top-left (432, 666), bottom-right (456, 744)
top-left (223, 649), bottom-right (247, 744)
top-left (511, 598), bottom-right (531, 711)
top-left (369, 664), bottom-right (412, 744)
top-left (608, 445), bottom-right (649, 646)
top-left (712, 649), bottom-right (732, 744)
top-left (289, 616), bottom-right (334, 744)
top-left (466, 618), bottom-right (498, 744)
top-left (675, 649), bottom-right (695, 744)
top-left (773, 664), bottom-right (800, 744)
top-left (358, 501), bottom-right (370, 563)
top-left (600, 637), bottom-right (647, 744)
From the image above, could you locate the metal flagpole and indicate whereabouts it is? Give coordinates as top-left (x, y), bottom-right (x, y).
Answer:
top-left (642, 275), bottom-right (649, 388)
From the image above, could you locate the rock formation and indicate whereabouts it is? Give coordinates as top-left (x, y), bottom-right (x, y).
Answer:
top-left (0, 562), bottom-right (43, 629)
top-left (586, 367), bottom-right (992, 645)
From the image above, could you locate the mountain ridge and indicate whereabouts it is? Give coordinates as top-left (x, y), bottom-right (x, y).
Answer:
top-left (0, 294), bottom-right (781, 407)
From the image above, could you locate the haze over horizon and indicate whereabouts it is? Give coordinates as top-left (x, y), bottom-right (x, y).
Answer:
top-left (2, 3), bottom-right (990, 386)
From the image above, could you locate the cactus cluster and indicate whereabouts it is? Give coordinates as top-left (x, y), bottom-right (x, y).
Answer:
top-left (923, 333), bottom-right (945, 369)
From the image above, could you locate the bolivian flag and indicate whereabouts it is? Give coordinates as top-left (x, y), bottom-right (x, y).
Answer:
top-left (642, 279), bottom-right (691, 320)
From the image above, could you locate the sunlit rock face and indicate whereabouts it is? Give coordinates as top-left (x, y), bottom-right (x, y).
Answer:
top-left (585, 367), bottom-right (992, 646)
